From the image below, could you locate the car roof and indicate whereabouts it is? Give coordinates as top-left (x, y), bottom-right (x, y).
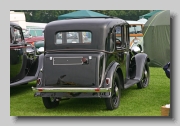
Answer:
top-left (45, 17), bottom-right (127, 32)
top-left (44, 17), bottom-right (128, 51)
top-left (10, 22), bottom-right (20, 27)
top-left (10, 22), bottom-right (22, 30)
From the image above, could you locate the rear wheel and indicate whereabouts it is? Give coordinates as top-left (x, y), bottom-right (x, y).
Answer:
top-left (137, 62), bottom-right (149, 89)
top-left (105, 72), bottom-right (121, 110)
top-left (42, 97), bottom-right (60, 109)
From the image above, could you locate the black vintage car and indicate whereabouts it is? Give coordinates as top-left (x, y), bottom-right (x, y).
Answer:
top-left (10, 22), bottom-right (43, 87)
top-left (32, 17), bottom-right (150, 110)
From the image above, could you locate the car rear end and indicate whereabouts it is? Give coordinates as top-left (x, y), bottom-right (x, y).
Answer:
top-left (32, 29), bottom-right (110, 98)
top-left (33, 51), bottom-right (110, 97)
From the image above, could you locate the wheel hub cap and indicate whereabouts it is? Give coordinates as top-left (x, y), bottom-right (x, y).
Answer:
top-left (115, 86), bottom-right (119, 96)
top-left (144, 70), bottom-right (148, 78)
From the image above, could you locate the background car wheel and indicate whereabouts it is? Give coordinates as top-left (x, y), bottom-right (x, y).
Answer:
top-left (42, 97), bottom-right (60, 109)
top-left (137, 62), bottom-right (150, 89)
top-left (105, 72), bottom-right (121, 110)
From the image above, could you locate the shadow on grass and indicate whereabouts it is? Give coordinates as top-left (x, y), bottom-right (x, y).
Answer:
top-left (11, 82), bottom-right (150, 115)
top-left (36, 97), bottom-right (112, 114)
top-left (31, 86), bottom-right (145, 113)
top-left (10, 82), bottom-right (36, 96)
top-left (121, 85), bottom-right (140, 98)
top-left (37, 87), bottom-right (141, 113)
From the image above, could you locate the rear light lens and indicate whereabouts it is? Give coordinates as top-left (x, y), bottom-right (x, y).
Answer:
top-left (95, 88), bottom-right (100, 92)
top-left (106, 78), bottom-right (110, 85)
top-left (82, 57), bottom-right (88, 64)
top-left (38, 88), bottom-right (43, 92)
top-left (36, 78), bottom-right (41, 85)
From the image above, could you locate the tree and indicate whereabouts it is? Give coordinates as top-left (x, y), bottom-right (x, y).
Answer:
top-left (11, 10), bottom-right (150, 23)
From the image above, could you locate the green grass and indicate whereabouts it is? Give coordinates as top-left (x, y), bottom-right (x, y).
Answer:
top-left (10, 67), bottom-right (170, 116)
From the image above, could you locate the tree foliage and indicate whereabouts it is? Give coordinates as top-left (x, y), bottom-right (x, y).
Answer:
top-left (12, 10), bottom-right (150, 23)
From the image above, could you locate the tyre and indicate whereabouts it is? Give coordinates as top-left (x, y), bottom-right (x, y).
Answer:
top-left (42, 97), bottom-right (60, 109)
top-left (105, 72), bottom-right (121, 110)
top-left (137, 62), bottom-right (150, 89)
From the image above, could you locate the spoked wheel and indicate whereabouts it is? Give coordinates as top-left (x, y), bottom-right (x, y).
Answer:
top-left (105, 72), bottom-right (121, 110)
top-left (42, 97), bottom-right (60, 109)
top-left (137, 63), bottom-right (150, 89)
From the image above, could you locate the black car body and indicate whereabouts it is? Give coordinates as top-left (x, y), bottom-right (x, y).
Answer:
top-left (10, 22), bottom-right (43, 87)
top-left (32, 17), bottom-right (150, 110)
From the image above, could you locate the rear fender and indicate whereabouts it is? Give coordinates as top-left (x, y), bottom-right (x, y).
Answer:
top-left (35, 54), bottom-right (44, 82)
top-left (103, 62), bottom-right (120, 89)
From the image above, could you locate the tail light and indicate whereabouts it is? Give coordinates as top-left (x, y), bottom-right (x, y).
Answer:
top-left (36, 78), bottom-right (41, 85)
top-left (95, 88), bottom-right (100, 92)
top-left (106, 78), bottom-right (110, 85)
top-left (82, 57), bottom-right (88, 64)
top-left (38, 88), bottom-right (43, 92)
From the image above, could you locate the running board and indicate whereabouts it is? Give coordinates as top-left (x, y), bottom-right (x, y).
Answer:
top-left (10, 76), bottom-right (37, 87)
top-left (124, 79), bottom-right (140, 89)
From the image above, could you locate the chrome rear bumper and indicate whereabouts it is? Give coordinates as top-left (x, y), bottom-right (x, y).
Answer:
top-left (32, 87), bottom-right (111, 93)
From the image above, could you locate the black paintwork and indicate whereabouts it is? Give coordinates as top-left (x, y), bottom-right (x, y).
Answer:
top-left (34, 17), bottom-right (150, 98)
top-left (10, 22), bottom-right (43, 87)
top-left (44, 18), bottom-right (126, 51)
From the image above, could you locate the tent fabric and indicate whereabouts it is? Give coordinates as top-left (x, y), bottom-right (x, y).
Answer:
top-left (139, 10), bottom-right (162, 19)
top-left (143, 10), bottom-right (170, 67)
top-left (58, 10), bottom-right (109, 20)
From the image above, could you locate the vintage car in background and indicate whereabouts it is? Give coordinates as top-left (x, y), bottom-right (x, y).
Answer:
top-left (32, 17), bottom-right (150, 110)
top-left (23, 28), bottom-right (44, 56)
top-left (10, 22), bottom-right (43, 87)
top-left (23, 28), bottom-right (44, 46)
top-left (126, 20), bottom-right (144, 51)
top-left (34, 40), bottom-right (44, 55)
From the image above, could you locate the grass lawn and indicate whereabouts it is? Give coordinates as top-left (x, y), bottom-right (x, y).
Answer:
top-left (10, 67), bottom-right (170, 116)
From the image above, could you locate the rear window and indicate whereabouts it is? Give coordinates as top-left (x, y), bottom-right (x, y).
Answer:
top-left (55, 31), bottom-right (92, 44)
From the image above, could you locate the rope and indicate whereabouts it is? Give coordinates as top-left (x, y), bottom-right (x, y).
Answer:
top-left (139, 10), bottom-right (167, 44)
top-left (143, 10), bottom-right (166, 38)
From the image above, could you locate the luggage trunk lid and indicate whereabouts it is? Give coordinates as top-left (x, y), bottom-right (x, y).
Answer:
top-left (43, 53), bottom-right (102, 87)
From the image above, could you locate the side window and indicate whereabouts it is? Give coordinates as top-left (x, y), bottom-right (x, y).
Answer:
top-left (126, 25), bottom-right (130, 47)
top-left (14, 29), bottom-right (22, 42)
top-left (10, 27), bottom-right (23, 44)
top-left (115, 25), bottom-right (130, 49)
top-left (124, 25), bottom-right (126, 43)
top-left (109, 33), bottom-right (115, 52)
top-left (115, 26), bottom-right (123, 49)
top-left (119, 25), bottom-right (129, 48)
